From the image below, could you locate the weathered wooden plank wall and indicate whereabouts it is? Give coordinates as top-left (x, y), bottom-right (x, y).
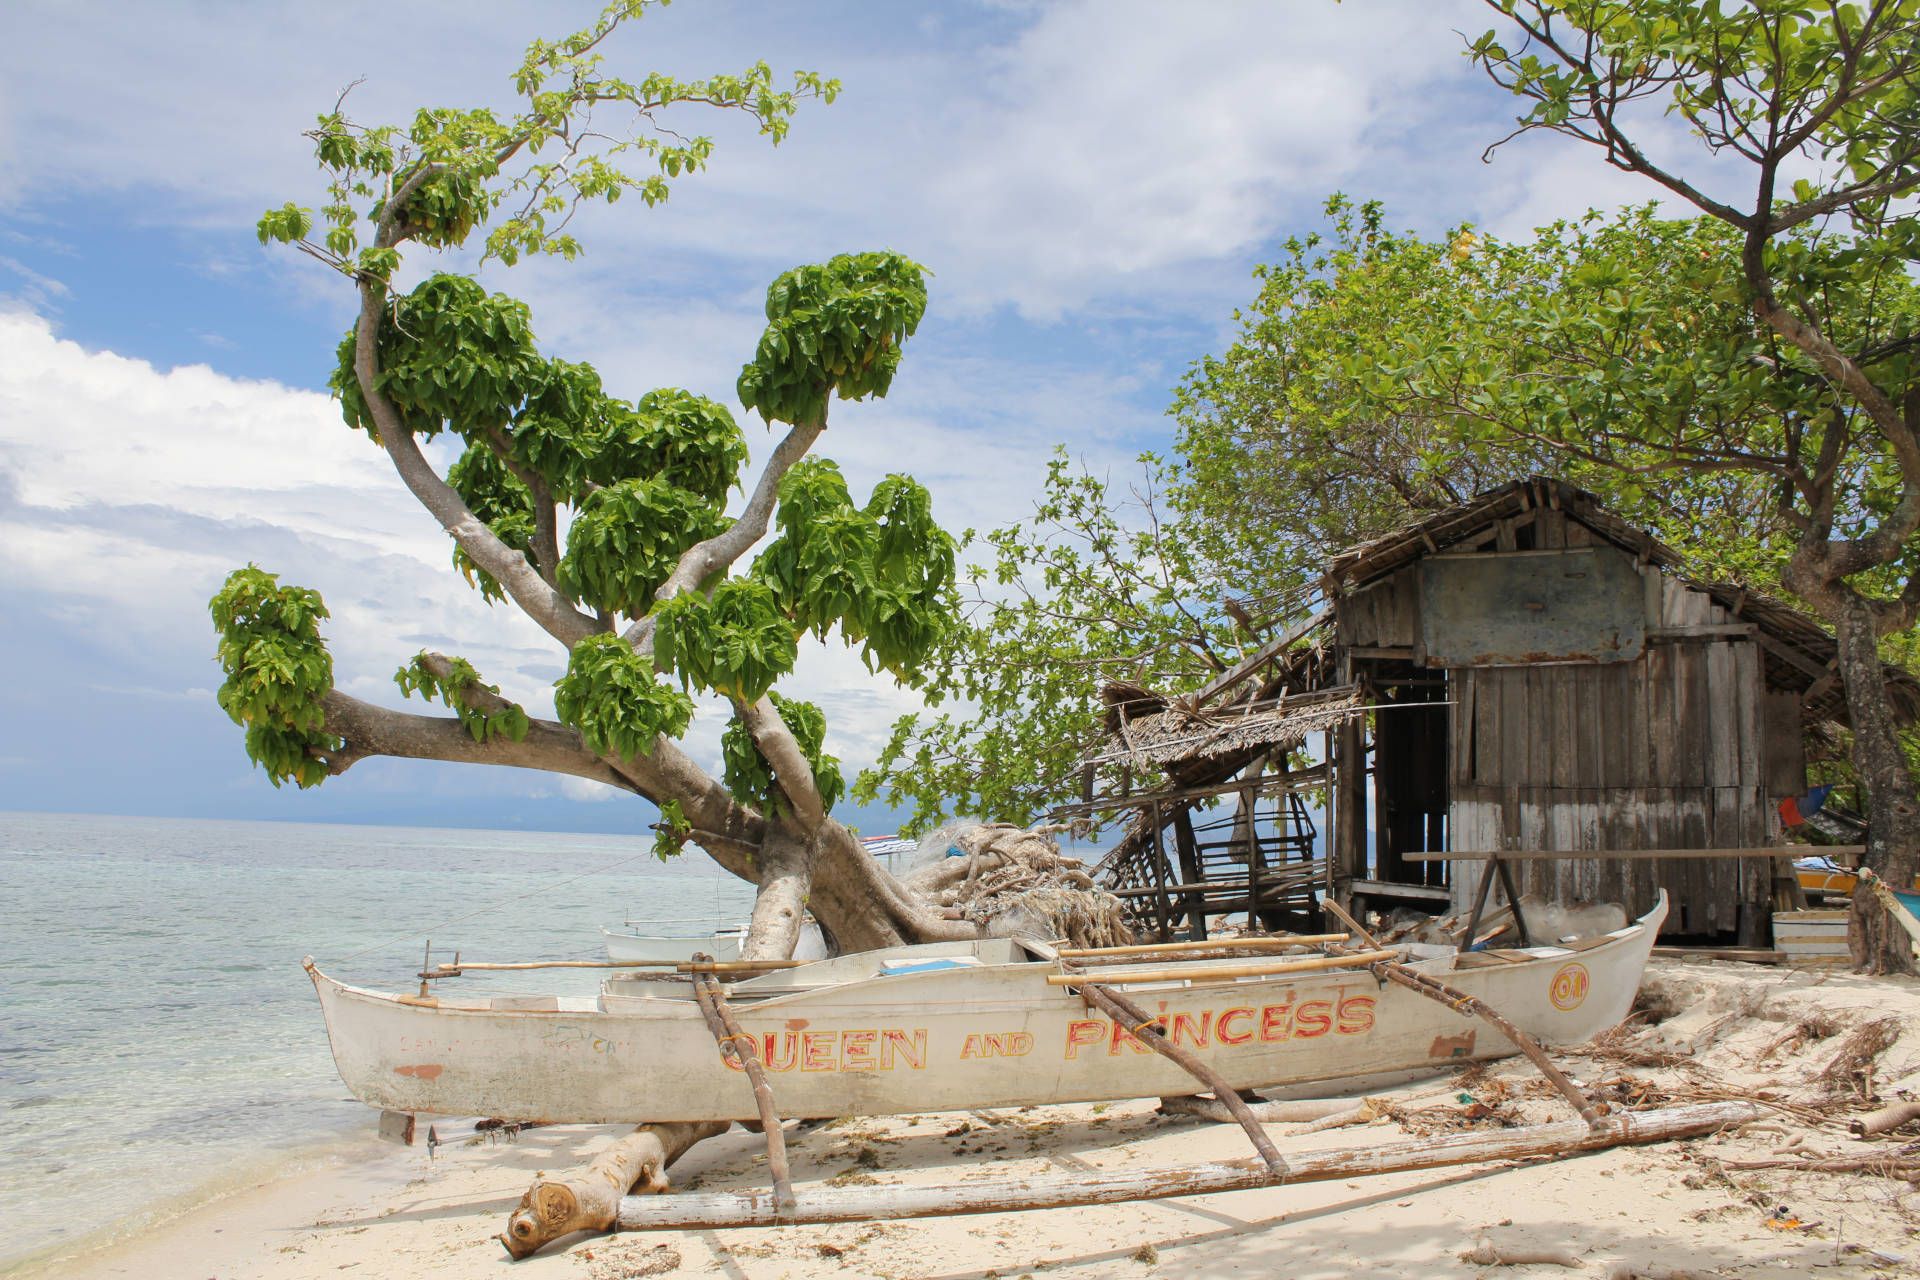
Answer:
top-left (1441, 563), bottom-right (1784, 942)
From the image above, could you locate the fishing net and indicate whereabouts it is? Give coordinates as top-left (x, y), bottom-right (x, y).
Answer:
top-left (902, 821), bottom-right (1134, 950)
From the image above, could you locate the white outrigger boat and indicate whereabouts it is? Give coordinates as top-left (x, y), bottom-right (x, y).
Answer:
top-left (306, 894), bottom-right (1666, 1125)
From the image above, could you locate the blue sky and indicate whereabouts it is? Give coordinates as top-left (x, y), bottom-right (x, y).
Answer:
top-left (0, 0), bottom-right (1695, 834)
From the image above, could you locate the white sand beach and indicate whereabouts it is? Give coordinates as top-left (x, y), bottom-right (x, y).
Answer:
top-left (16, 960), bottom-right (1920, 1280)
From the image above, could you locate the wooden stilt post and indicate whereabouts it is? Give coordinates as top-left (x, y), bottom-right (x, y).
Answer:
top-left (1318, 899), bottom-right (1602, 1128)
top-left (1065, 973), bottom-right (1288, 1179)
top-left (1494, 854), bottom-right (1532, 945)
top-left (688, 955), bottom-right (795, 1215)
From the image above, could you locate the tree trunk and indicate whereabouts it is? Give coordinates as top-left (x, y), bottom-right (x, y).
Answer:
top-left (740, 822), bottom-right (817, 962)
top-left (1833, 596), bottom-right (1920, 976)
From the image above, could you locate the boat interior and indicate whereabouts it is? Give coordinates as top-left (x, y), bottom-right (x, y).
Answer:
top-left (387, 900), bottom-right (1657, 1016)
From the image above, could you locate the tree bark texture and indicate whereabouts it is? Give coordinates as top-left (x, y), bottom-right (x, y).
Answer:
top-left (1834, 597), bottom-right (1920, 976)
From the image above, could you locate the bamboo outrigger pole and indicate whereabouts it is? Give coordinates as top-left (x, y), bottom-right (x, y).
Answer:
top-left (688, 955), bottom-right (795, 1216)
top-left (1056, 934), bottom-right (1350, 959)
top-left (1043, 949), bottom-right (1396, 986)
top-left (613, 1101), bottom-right (1759, 1230)
top-left (418, 957), bottom-right (802, 977)
top-left (1055, 968), bottom-right (1290, 1180)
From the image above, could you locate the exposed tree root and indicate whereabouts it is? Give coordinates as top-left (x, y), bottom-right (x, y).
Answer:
top-left (905, 823), bottom-right (1132, 949)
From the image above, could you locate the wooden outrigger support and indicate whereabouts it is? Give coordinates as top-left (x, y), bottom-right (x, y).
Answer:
top-left (688, 954), bottom-right (795, 1216)
top-left (1319, 900), bottom-right (1604, 1127)
top-left (1067, 975), bottom-right (1289, 1179)
top-left (1056, 934), bottom-right (1350, 959)
top-left (419, 957), bottom-right (802, 977)
top-left (612, 1101), bottom-right (1759, 1231)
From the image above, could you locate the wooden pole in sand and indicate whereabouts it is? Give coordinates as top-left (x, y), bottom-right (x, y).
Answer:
top-left (1063, 975), bottom-right (1288, 1179)
top-left (688, 956), bottom-right (795, 1216)
top-left (1318, 899), bottom-right (1605, 1127)
top-left (613, 1101), bottom-right (1759, 1230)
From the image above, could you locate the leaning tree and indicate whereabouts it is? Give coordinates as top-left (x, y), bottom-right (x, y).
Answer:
top-left (215, 0), bottom-right (981, 962)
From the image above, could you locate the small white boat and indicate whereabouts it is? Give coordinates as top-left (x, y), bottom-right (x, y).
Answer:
top-left (307, 895), bottom-right (1665, 1125)
top-left (601, 927), bottom-right (744, 965)
top-left (601, 922), bottom-right (827, 965)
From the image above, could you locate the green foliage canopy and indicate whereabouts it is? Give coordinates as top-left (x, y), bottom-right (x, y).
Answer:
top-left (220, 3), bottom-right (960, 840)
top-left (210, 567), bottom-right (338, 789)
top-left (857, 452), bottom-right (1236, 835)
top-left (553, 634), bottom-right (694, 760)
top-left (722, 691), bottom-right (843, 818)
top-left (393, 652), bottom-right (531, 744)
top-left (737, 252), bottom-right (929, 426)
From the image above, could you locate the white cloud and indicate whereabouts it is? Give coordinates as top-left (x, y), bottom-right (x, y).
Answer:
top-left (559, 775), bottom-right (626, 804)
top-left (0, 307), bottom-right (1027, 786)
top-left (0, 1), bottom-right (1488, 322)
top-left (0, 309), bottom-right (560, 711)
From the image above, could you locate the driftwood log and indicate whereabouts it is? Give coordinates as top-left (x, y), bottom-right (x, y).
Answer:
top-left (501, 1119), bottom-right (729, 1258)
top-left (1460, 1234), bottom-right (1582, 1268)
top-left (1852, 1099), bottom-right (1920, 1138)
top-left (614, 1101), bottom-right (1758, 1230)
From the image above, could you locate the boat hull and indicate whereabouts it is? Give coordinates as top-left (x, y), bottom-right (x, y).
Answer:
top-left (309, 896), bottom-right (1664, 1124)
top-left (601, 929), bottom-right (743, 965)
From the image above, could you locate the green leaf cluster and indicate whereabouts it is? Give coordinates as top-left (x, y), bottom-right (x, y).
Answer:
top-left (753, 459), bottom-right (956, 679)
top-left (651, 797), bottom-right (692, 861)
top-left (737, 252), bottom-right (928, 425)
top-left (721, 692), bottom-right (843, 817)
top-left (393, 652), bottom-right (530, 744)
top-left (510, 366), bottom-right (747, 505)
top-left (258, 2), bottom-right (837, 274)
top-left (329, 274), bottom-right (543, 442)
top-left (445, 444), bottom-right (535, 602)
top-left (552, 633), bottom-right (693, 760)
top-left (377, 152), bottom-right (494, 250)
top-left (855, 453), bottom-right (1230, 835)
top-left (558, 478), bottom-right (729, 616)
top-left (209, 566), bottom-right (337, 789)
top-left (653, 578), bottom-right (798, 702)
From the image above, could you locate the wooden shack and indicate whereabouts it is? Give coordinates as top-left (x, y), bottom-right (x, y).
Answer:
top-left (1072, 478), bottom-right (1917, 948)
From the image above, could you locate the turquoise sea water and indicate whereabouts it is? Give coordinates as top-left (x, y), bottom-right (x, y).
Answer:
top-left (0, 811), bottom-right (758, 1271)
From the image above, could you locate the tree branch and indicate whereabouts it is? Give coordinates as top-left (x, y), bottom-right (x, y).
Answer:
top-left (624, 415), bottom-right (826, 652)
top-left (736, 697), bottom-right (826, 827)
top-left (318, 689), bottom-right (636, 791)
top-left (353, 313), bottom-right (590, 645)
top-left (480, 424), bottom-right (561, 586)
